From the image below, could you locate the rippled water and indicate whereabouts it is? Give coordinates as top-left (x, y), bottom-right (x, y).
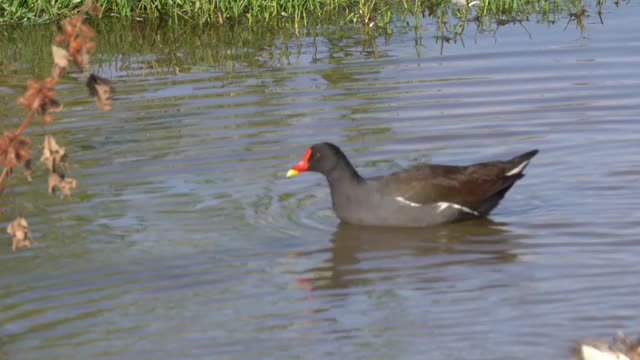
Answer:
top-left (1, 2), bottom-right (640, 359)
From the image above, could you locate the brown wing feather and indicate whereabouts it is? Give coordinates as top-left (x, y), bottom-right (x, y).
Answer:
top-left (380, 156), bottom-right (530, 208)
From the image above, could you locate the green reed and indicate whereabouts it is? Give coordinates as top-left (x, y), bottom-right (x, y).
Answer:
top-left (0, 0), bottom-right (622, 73)
top-left (0, 0), bottom-right (612, 29)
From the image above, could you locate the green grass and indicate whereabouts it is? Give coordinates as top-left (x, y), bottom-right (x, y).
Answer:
top-left (0, 0), bottom-right (613, 31)
top-left (0, 0), bottom-right (621, 74)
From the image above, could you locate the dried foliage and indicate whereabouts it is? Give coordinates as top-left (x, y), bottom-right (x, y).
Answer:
top-left (86, 74), bottom-right (113, 111)
top-left (3, 0), bottom-right (109, 250)
top-left (80, 0), bottom-right (102, 16)
top-left (7, 217), bottom-right (31, 252)
top-left (55, 14), bottom-right (96, 71)
top-left (40, 135), bottom-right (67, 172)
top-left (43, 135), bottom-right (75, 197)
top-left (48, 172), bottom-right (77, 197)
top-left (0, 131), bottom-right (31, 169)
top-left (16, 77), bottom-right (61, 123)
top-left (51, 45), bottom-right (70, 68)
top-left (51, 45), bottom-right (70, 80)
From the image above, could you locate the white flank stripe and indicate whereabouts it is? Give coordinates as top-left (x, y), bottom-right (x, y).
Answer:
top-left (395, 196), bottom-right (422, 207)
top-left (396, 197), bottom-right (480, 216)
top-left (505, 160), bottom-right (529, 176)
top-left (436, 202), bottom-right (480, 216)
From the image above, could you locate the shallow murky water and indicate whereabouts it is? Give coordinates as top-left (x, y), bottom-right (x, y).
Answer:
top-left (1, 2), bottom-right (640, 359)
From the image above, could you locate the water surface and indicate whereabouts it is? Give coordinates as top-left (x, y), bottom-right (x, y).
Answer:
top-left (1, 2), bottom-right (640, 359)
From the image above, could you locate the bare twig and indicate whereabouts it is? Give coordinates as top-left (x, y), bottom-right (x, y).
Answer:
top-left (15, 109), bottom-right (36, 136)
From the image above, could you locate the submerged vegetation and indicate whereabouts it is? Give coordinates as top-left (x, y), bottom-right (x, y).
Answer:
top-left (0, 0), bottom-right (624, 31)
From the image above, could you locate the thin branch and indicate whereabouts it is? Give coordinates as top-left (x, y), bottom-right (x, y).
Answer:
top-left (15, 109), bottom-right (36, 136)
top-left (0, 166), bottom-right (9, 185)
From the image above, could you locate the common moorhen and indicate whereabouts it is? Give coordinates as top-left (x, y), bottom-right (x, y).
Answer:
top-left (286, 143), bottom-right (538, 227)
top-left (574, 333), bottom-right (640, 360)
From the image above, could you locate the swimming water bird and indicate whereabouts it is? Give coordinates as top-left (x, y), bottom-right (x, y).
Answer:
top-left (286, 142), bottom-right (538, 227)
top-left (574, 333), bottom-right (640, 360)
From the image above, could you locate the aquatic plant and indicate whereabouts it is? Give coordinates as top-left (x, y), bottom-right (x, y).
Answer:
top-left (3, 0), bottom-right (113, 251)
top-left (0, 0), bottom-right (620, 33)
top-left (0, 0), bottom-right (625, 78)
top-left (0, 0), bottom-right (626, 67)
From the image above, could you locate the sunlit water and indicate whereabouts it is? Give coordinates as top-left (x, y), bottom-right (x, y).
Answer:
top-left (1, 2), bottom-right (640, 359)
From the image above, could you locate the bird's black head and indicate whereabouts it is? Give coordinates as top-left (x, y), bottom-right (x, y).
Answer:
top-left (287, 142), bottom-right (348, 177)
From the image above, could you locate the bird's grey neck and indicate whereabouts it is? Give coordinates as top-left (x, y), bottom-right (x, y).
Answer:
top-left (325, 161), bottom-right (363, 186)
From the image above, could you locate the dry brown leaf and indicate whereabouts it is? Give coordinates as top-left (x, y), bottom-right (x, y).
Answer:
top-left (40, 135), bottom-right (67, 172)
top-left (51, 45), bottom-right (70, 80)
top-left (0, 131), bottom-right (31, 168)
top-left (48, 172), bottom-right (77, 197)
top-left (56, 14), bottom-right (96, 72)
top-left (81, 0), bottom-right (102, 16)
top-left (80, 0), bottom-right (93, 12)
top-left (86, 74), bottom-right (113, 110)
top-left (17, 77), bottom-right (61, 121)
top-left (7, 216), bottom-right (31, 251)
top-left (52, 45), bottom-right (70, 69)
top-left (79, 24), bottom-right (96, 39)
top-left (88, 4), bottom-right (102, 16)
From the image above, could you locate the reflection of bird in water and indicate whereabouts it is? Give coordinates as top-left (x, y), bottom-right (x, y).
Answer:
top-left (303, 220), bottom-right (521, 291)
top-left (574, 333), bottom-right (640, 360)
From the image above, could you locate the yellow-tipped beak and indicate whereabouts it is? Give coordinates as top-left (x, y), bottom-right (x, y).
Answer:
top-left (286, 169), bottom-right (299, 178)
